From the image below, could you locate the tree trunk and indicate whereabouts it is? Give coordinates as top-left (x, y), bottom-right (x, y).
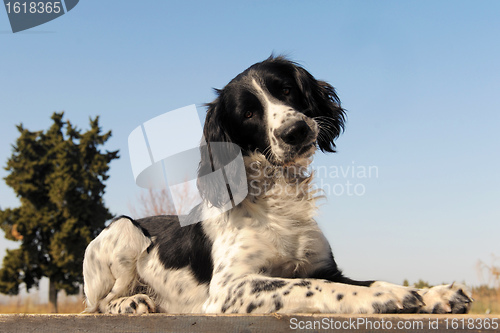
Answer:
top-left (48, 278), bottom-right (58, 313)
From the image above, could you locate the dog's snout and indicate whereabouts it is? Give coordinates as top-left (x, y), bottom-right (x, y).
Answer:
top-left (279, 120), bottom-right (312, 145)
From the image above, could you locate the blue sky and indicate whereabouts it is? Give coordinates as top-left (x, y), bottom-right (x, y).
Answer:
top-left (0, 0), bottom-right (499, 289)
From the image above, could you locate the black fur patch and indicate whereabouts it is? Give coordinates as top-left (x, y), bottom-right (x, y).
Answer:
top-left (137, 215), bottom-right (214, 284)
top-left (431, 303), bottom-right (446, 314)
top-left (250, 280), bottom-right (288, 294)
top-left (274, 299), bottom-right (283, 312)
top-left (309, 253), bottom-right (373, 287)
top-left (292, 280), bottom-right (312, 288)
top-left (450, 288), bottom-right (472, 314)
top-left (137, 297), bottom-right (151, 310)
top-left (401, 291), bottom-right (423, 313)
top-left (374, 300), bottom-right (399, 314)
top-left (236, 281), bottom-right (247, 290)
top-left (246, 302), bottom-right (258, 313)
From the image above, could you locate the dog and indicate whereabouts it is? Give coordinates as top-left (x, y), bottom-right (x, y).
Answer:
top-left (83, 56), bottom-right (472, 314)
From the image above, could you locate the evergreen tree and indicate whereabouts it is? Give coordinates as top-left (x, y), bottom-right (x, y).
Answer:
top-left (0, 112), bottom-right (119, 312)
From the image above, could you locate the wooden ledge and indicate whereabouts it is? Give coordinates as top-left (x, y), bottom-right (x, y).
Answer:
top-left (0, 314), bottom-right (499, 332)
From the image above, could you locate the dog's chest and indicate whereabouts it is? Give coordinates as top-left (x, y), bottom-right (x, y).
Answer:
top-left (208, 201), bottom-right (324, 278)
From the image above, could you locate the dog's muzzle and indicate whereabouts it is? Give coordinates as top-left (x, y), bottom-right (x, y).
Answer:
top-left (279, 120), bottom-right (312, 145)
top-left (278, 120), bottom-right (316, 146)
top-left (275, 119), bottom-right (318, 161)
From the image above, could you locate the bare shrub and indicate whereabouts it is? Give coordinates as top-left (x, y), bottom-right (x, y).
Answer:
top-left (128, 182), bottom-right (199, 218)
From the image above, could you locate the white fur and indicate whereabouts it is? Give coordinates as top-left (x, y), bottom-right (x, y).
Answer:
top-left (83, 219), bottom-right (151, 313)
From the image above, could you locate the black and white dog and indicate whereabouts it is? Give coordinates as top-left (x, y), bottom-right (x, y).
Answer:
top-left (83, 56), bottom-right (472, 314)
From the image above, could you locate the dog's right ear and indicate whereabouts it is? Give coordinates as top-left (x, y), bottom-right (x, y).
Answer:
top-left (197, 98), bottom-right (234, 208)
top-left (199, 98), bottom-right (231, 172)
top-left (202, 98), bottom-right (231, 147)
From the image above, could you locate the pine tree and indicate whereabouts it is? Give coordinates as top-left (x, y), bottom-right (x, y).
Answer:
top-left (0, 112), bottom-right (119, 312)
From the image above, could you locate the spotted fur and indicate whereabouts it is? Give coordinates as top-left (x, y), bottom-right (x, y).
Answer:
top-left (83, 56), bottom-right (472, 314)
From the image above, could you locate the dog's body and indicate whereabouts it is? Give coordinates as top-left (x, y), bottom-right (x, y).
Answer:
top-left (83, 57), bottom-right (472, 314)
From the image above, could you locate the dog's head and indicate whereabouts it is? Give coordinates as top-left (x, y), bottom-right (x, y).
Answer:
top-left (203, 56), bottom-right (345, 165)
top-left (198, 56), bottom-right (346, 207)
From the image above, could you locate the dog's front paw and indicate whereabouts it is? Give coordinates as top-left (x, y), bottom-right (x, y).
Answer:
top-left (105, 294), bottom-right (156, 314)
top-left (419, 283), bottom-right (473, 314)
top-left (369, 282), bottom-right (424, 313)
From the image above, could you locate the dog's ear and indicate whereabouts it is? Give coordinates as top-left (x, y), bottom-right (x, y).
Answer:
top-left (199, 97), bottom-right (233, 171)
top-left (197, 98), bottom-right (241, 208)
top-left (294, 67), bottom-right (346, 153)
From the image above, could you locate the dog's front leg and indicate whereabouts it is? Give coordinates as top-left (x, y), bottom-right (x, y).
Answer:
top-left (203, 274), bottom-right (423, 314)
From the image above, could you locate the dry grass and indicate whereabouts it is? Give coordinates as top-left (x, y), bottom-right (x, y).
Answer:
top-left (470, 285), bottom-right (500, 314)
top-left (0, 288), bottom-right (498, 314)
top-left (472, 255), bottom-right (500, 314)
top-left (0, 291), bottom-right (85, 314)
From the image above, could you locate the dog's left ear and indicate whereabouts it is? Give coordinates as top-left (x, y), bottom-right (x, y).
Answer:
top-left (294, 67), bottom-right (346, 153)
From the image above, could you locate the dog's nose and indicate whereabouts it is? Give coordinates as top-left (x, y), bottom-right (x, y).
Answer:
top-left (279, 120), bottom-right (312, 145)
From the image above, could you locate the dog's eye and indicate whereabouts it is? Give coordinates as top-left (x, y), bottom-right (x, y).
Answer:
top-left (282, 87), bottom-right (291, 96)
top-left (244, 111), bottom-right (254, 118)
